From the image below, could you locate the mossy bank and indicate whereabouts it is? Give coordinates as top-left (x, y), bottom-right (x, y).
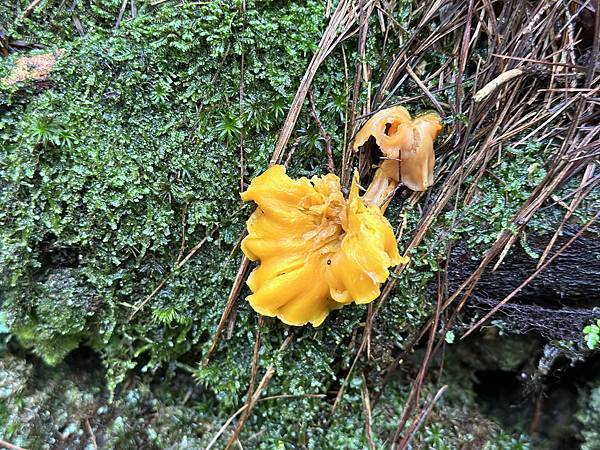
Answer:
top-left (1, 0), bottom-right (598, 448)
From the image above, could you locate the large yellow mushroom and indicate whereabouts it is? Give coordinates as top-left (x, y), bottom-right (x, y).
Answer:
top-left (240, 106), bottom-right (442, 327)
top-left (241, 166), bottom-right (404, 326)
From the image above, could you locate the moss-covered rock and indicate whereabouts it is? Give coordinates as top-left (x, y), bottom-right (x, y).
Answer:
top-left (0, 349), bottom-right (537, 449)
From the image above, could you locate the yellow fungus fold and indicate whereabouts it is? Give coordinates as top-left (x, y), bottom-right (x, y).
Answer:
top-left (241, 165), bottom-right (406, 326)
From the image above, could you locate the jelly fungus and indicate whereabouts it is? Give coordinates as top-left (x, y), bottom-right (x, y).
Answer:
top-left (240, 106), bottom-right (441, 326)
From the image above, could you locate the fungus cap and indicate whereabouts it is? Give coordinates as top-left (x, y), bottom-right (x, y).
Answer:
top-left (354, 106), bottom-right (442, 191)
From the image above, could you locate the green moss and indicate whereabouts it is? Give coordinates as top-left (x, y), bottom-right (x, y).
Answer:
top-left (2, 1), bottom-right (123, 46)
top-left (9, 268), bottom-right (94, 365)
top-left (1, 4), bottom-right (416, 446)
top-left (1, 0), bottom-right (358, 389)
top-left (577, 381), bottom-right (600, 450)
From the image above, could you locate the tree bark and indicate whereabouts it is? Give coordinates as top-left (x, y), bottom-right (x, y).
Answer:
top-left (448, 224), bottom-right (600, 307)
top-left (445, 223), bottom-right (600, 340)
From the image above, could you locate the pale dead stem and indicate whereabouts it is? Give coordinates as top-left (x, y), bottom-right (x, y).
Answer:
top-left (536, 155), bottom-right (597, 268)
top-left (473, 68), bottom-right (525, 102)
top-left (342, 0), bottom-right (374, 187)
top-left (397, 385), bottom-right (448, 448)
top-left (391, 270), bottom-right (444, 448)
top-left (21, 0), bottom-right (43, 18)
top-left (270, 0), bottom-right (376, 166)
top-left (205, 254), bottom-right (250, 361)
top-left (207, 334), bottom-right (293, 450)
top-left (115, 0), bottom-right (129, 28)
top-left (223, 315), bottom-right (264, 450)
top-left (239, 0), bottom-right (246, 195)
top-left (0, 439), bottom-right (28, 450)
top-left (341, 44), bottom-right (351, 180)
top-left (176, 201), bottom-right (189, 263)
top-left (204, 391), bottom-right (325, 450)
top-left (308, 89), bottom-right (335, 172)
top-left (84, 419), bottom-right (98, 450)
top-left (360, 372), bottom-right (376, 450)
top-left (405, 64), bottom-right (446, 114)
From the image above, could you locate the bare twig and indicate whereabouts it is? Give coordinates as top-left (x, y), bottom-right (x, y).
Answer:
top-left (204, 391), bottom-right (324, 450)
top-left (205, 255), bottom-right (251, 361)
top-left (405, 64), bottom-right (445, 114)
top-left (84, 419), bottom-right (98, 450)
top-left (270, 0), bottom-right (375, 165)
top-left (21, 0), bottom-right (43, 18)
top-left (361, 373), bottom-right (376, 450)
top-left (396, 385), bottom-right (448, 449)
top-left (222, 335), bottom-right (294, 448)
top-left (115, 0), bottom-right (129, 28)
top-left (0, 440), bottom-right (27, 450)
top-left (308, 89), bottom-right (335, 172)
top-left (224, 315), bottom-right (264, 450)
top-left (239, 0), bottom-right (246, 193)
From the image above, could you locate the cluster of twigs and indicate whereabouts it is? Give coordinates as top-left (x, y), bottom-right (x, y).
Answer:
top-left (209, 0), bottom-right (598, 448)
top-left (362, 0), bottom-right (598, 447)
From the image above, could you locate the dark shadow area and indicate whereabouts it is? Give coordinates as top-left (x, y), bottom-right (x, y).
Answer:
top-left (470, 346), bottom-right (600, 449)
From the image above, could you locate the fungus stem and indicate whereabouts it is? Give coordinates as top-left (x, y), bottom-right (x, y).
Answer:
top-left (363, 160), bottom-right (400, 212)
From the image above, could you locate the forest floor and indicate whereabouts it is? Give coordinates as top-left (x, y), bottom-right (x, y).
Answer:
top-left (0, 1), bottom-right (599, 449)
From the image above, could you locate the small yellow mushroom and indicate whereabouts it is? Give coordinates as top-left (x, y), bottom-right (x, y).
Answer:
top-left (241, 165), bottom-right (406, 326)
top-left (354, 106), bottom-right (442, 192)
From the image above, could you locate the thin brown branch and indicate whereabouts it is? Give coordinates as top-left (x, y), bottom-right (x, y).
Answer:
top-left (115, 0), bottom-right (129, 28)
top-left (391, 269), bottom-right (443, 446)
top-left (536, 162), bottom-right (595, 267)
top-left (205, 391), bottom-right (324, 450)
top-left (21, 0), bottom-right (43, 18)
top-left (405, 64), bottom-right (445, 114)
top-left (395, 385), bottom-right (448, 449)
top-left (361, 373), bottom-right (376, 450)
top-left (176, 201), bottom-right (189, 264)
top-left (0, 439), bottom-right (27, 450)
top-left (84, 419), bottom-right (98, 450)
top-left (239, 0), bottom-right (246, 194)
top-left (270, 0), bottom-right (375, 166)
top-left (205, 255), bottom-right (251, 361)
top-left (222, 335), bottom-right (294, 448)
top-left (308, 89), bottom-right (335, 173)
top-left (224, 315), bottom-right (264, 450)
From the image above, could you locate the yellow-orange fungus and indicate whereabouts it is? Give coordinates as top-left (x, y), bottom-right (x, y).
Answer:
top-left (354, 106), bottom-right (442, 192)
top-left (240, 165), bottom-right (407, 326)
